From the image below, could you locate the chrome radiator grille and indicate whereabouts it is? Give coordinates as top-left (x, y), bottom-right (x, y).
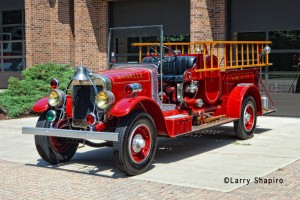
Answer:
top-left (72, 85), bottom-right (103, 127)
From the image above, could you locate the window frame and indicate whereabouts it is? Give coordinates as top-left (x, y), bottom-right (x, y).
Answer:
top-left (0, 9), bottom-right (25, 72)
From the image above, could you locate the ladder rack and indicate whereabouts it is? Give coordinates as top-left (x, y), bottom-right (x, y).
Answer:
top-left (132, 41), bottom-right (272, 72)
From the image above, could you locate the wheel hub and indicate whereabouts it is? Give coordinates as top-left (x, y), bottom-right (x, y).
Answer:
top-left (132, 134), bottom-right (146, 153)
top-left (244, 112), bottom-right (251, 123)
top-left (243, 104), bottom-right (254, 131)
top-left (129, 123), bottom-right (152, 164)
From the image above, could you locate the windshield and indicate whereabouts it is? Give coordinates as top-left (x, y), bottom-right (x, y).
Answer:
top-left (108, 25), bottom-right (163, 66)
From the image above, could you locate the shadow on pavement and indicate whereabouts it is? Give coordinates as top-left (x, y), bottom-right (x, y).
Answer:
top-left (25, 126), bottom-right (271, 178)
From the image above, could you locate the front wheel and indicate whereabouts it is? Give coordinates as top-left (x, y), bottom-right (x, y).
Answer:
top-left (113, 111), bottom-right (158, 176)
top-left (234, 96), bottom-right (257, 140)
top-left (35, 111), bottom-right (78, 164)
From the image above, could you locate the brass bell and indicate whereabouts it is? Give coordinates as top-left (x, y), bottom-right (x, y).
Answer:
top-left (73, 66), bottom-right (89, 81)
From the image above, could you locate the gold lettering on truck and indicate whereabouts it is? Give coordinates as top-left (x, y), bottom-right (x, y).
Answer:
top-left (117, 73), bottom-right (143, 80)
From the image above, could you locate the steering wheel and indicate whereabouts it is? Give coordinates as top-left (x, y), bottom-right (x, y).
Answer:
top-left (149, 45), bottom-right (177, 63)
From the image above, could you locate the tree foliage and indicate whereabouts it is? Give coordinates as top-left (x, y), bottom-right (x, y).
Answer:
top-left (0, 63), bottom-right (74, 118)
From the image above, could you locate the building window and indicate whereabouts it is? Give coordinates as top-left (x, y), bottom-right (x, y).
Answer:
top-left (236, 31), bottom-right (300, 93)
top-left (2, 10), bottom-right (22, 25)
top-left (269, 30), bottom-right (300, 50)
top-left (237, 31), bottom-right (300, 72)
top-left (268, 30), bottom-right (300, 72)
top-left (0, 10), bottom-right (25, 72)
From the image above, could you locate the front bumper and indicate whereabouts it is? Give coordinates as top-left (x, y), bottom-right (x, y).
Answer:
top-left (22, 127), bottom-right (119, 141)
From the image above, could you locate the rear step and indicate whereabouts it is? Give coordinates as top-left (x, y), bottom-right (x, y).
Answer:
top-left (262, 109), bottom-right (277, 115)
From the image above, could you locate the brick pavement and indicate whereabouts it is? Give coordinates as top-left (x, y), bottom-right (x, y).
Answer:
top-left (0, 159), bottom-right (299, 200)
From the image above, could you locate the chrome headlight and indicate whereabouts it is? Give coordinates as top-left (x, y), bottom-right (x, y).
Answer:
top-left (96, 90), bottom-right (115, 109)
top-left (48, 89), bottom-right (65, 108)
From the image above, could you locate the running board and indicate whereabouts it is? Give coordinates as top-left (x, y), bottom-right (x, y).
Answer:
top-left (175, 117), bottom-right (238, 137)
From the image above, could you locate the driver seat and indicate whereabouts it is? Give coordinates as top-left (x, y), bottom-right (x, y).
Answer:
top-left (142, 56), bottom-right (197, 82)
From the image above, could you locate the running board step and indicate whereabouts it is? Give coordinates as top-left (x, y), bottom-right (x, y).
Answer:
top-left (175, 117), bottom-right (238, 137)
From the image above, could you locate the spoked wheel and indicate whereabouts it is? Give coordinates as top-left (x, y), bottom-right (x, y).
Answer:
top-left (35, 111), bottom-right (78, 164)
top-left (234, 96), bottom-right (257, 140)
top-left (113, 111), bottom-right (157, 176)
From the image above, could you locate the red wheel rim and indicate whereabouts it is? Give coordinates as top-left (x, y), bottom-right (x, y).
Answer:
top-left (129, 123), bottom-right (152, 164)
top-left (244, 104), bottom-right (254, 131)
top-left (49, 120), bottom-right (73, 153)
top-left (50, 137), bottom-right (72, 153)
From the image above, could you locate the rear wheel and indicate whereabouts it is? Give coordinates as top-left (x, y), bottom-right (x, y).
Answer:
top-left (35, 112), bottom-right (78, 164)
top-left (234, 96), bottom-right (257, 140)
top-left (113, 111), bottom-right (157, 176)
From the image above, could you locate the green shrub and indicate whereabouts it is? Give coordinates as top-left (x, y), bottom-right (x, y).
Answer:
top-left (0, 63), bottom-right (74, 118)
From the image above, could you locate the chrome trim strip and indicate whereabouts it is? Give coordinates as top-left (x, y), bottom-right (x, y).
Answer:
top-left (143, 66), bottom-right (159, 102)
top-left (22, 127), bottom-right (119, 141)
top-left (165, 114), bottom-right (189, 119)
top-left (237, 83), bottom-right (254, 87)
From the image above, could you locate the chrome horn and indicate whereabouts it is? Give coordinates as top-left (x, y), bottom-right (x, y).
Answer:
top-left (73, 66), bottom-right (90, 81)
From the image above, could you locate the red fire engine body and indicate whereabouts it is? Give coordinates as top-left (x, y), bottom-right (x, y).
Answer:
top-left (22, 26), bottom-right (275, 175)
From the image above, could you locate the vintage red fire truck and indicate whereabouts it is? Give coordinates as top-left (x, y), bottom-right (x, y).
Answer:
top-left (22, 26), bottom-right (275, 175)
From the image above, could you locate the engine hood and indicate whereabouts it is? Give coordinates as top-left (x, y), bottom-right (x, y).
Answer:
top-left (97, 67), bottom-right (150, 84)
top-left (94, 67), bottom-right (154, 100)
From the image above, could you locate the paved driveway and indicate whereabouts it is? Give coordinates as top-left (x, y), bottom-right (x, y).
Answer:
top-left (0, 116), bottom-right (299, 199)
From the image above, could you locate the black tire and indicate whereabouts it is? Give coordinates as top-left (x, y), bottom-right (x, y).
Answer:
top-left (234, 96), bottom-right (257, 140)
top-left (35, 111), bottom-right (78, 164)
top-left (113, 111), bottom-right (157, 176)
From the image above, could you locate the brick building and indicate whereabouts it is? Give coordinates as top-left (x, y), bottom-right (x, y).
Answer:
top-left (1, 0), bottom-right (300, 97)
top-left (0, 0), bottom-right (227, 88)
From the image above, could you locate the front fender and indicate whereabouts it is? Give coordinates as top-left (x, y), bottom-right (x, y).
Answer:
top-left (111, 96), bottom-right (168, 136)
top-left (33, 97), bottom-right (49, 113)
top-left (110, 96), bottom-right (157, 117)
top-left (226, 84), bottom-right (262, 118)
top-left (32, 96), bottom-right (73, 117)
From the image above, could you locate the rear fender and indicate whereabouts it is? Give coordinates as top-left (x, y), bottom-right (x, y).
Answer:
top-left (111, 96), bottom-right (168, 136)
top-left (226, 84), bottom-right (262, 118)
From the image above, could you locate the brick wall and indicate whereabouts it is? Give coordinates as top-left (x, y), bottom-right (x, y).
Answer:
top-left (190, 0), bottom-right (226, 41)
top-left (25, 0), bottom-right (108, 71)
top-left (190, 0), bottom-right (226, 63)
top-left (74, 0), bottom-right (98, 70)
top-left (25, 0), bottom-right (75, 67)
top-left (99, 0), bottom-right (108, 68)
top-left (213, 0), bottom-right (227, 40)
top-left (25, 0), bottom-right (51, 66)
